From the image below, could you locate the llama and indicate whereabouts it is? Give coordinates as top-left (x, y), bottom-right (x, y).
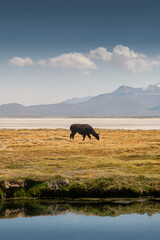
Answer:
top-left (70, 124), bottom-right (99, 141)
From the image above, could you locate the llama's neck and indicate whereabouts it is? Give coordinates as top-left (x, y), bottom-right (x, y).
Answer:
top-left (92, 130), bottom-right (98, 137)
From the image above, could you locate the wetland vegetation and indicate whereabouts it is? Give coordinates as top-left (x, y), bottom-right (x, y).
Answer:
top-left (0, 129), bottom-right (160, 199)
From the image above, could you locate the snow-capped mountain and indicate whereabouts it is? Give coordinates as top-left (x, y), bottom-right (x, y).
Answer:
top-left (143, 83), bottom-right (160, 94)
top-left (1, 83), bottom-right (160, 117)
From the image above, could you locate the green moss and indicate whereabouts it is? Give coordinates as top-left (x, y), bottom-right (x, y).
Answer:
top-left (130, 185), bottom-right (141, 196)
top-left (0, 188), bottom-right (4, 199)
top-left (26, 182), bottom-right (50, 197)
top-left (143, 185), bottom-right (154, 195)
top-left (14, 188), bottom-right (26, 198)
top-left (1, 175), bottom-right (160, 199)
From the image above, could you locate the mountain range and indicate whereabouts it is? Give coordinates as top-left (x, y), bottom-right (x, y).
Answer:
top-left (1, 83), bottom-right (160, 117)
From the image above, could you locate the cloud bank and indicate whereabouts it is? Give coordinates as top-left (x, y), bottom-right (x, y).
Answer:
top-left (112, 45), bottom-right (160, 73)
top-left (9, 45), bottom-right (160, 73)
top-left (88, 47), bottom-right (112, 62)
top-left (48, 52), bottom-right (96, 73)
top-left (89, 45), bottom-right (160, 73)
top-left (9, 57), bottom-right (34, 67)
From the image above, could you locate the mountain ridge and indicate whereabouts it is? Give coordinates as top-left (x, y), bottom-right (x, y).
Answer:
top-left (62, 95), bottom-right (93, 104)
top-left (1, 83), bottom-right (160, 117)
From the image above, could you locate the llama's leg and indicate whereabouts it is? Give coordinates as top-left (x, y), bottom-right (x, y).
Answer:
top-left (83, 134), bottom-right (86, 141)
top-left (87, 134), bottom-right (91, 140)
top-left (73, 133), bottom-right (76, 139)
top-left (70, 132), bottom-right (76, 139)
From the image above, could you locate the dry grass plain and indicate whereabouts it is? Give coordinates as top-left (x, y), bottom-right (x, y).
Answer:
top-left (0, 128), bottom-right (160, 181)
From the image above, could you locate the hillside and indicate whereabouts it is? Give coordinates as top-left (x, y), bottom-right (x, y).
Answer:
top-left (1, 83), bottom-right (160, 117)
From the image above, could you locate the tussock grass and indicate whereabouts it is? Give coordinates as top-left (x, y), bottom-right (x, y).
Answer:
top-left (0, 128), bottom-right (160, 181)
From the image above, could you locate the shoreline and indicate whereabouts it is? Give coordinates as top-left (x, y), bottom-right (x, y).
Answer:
top-left (1, 176), bottom-right (160, 200)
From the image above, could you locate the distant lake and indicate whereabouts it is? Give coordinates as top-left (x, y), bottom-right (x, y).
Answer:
top-left (0, 117), bottom-right (160, 129)
top-left (0, 199), bottom-right (160, 240)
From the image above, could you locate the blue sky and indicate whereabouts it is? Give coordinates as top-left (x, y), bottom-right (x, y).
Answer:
top-left (1, 0), bottom-right (160, 105)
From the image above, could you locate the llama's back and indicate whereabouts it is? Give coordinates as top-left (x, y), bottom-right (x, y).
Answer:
top-left (70, 124), bottom-right (94, 133)
top-left (70, 124), bottom-right (80, 131)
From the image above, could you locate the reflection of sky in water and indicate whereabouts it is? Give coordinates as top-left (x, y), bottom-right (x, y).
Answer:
top-left (0, 213), bottom-right (160, 240)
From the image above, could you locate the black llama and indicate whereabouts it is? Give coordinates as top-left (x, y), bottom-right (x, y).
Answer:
top-left (70, 124), bottom-right (99, 141)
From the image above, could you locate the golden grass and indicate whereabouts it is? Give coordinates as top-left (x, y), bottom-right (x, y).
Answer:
top-left (0, 128), bottom-right (160, 180)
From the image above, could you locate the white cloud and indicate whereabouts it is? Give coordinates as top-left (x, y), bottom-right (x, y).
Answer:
top-left (48, 52), bottom-right (96, 72)
top-left (9, 57), bottom-right (34, 67)
top-left (9, 53), bottom-right (96, 74)
top-left (122, 58), bottom-right (160, 73)
top-left (111, 45), bottom-right (160, 73)
top-left (8, 45), bottom-right (160, 74)
top-left (113, 45), bottom-right (139, 59)
top-left (88, 47), bottom-right (112, 61)
top-left (88, 45), bottom-right (160, 73)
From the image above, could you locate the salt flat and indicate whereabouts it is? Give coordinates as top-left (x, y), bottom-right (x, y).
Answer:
top-left (0, 117), bottom-right (160, 130)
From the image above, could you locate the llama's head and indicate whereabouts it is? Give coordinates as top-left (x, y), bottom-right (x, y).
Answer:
top-left (95, 133), bottom-right (99, 140)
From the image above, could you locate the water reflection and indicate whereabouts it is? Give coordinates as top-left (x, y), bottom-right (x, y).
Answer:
top-left (0, 199), bottom-right (160, 240)
top-left (0, 198), bottom-right (160, 219)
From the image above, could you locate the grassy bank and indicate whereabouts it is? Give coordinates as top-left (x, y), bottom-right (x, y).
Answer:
top-left (0, 128), bottom-right (160, 198)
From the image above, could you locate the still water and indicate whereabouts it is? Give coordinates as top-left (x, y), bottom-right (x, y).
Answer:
top-left (0, 117), bottom-right (160, 129)
top-left (0, 199), bottom-right (160, 240)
